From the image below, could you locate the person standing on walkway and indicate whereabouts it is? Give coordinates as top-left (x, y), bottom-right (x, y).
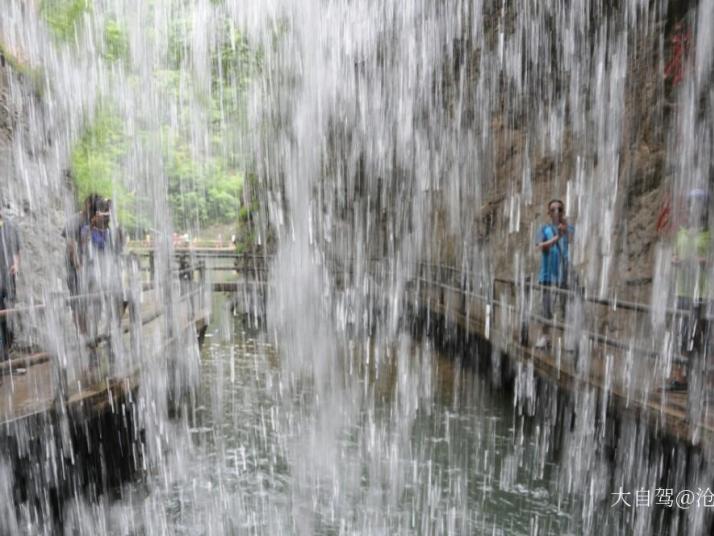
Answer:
top-left (79, 196), bottom-right (125, 342)
top-left (535, 198), bottom-right (574, 349)
top-left (0, 207), bottom-right (20, 360)
top-left (63, 193), bottom-right (103, 334)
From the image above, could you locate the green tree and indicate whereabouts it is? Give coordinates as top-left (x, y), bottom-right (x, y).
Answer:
top-left (63, 3), bottom-right (262, 234)
top-left (40, 0), bottom-right (90, 41)
top-left (70, 108), bottom-right (138, 226)
top-left (103, 19), bottom-right (129, 62)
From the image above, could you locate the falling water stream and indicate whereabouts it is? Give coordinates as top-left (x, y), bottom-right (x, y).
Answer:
top-left (67, 294), bottom-right (576, 535)
top-left (1, 0), bottom-right (713, 534)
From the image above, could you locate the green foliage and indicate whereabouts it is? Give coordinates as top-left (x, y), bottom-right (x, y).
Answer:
top-left (166, 17), bottom-right (189, 71)
top-left (103, 19), bottom-right (129, 62)
top-left (70, 108), bottom-right (137, 226)
top-left (158, 17), bottom-right (260, 231)
top-left (234, 174), bottom-right (263, 254)
top-left (211, 22), bottom-right (261, 131)
top-left (62, 3), bottom-right (263, 234)
top-left (41, 1), bottom-right (129, 63)
top-left (170, 191), bottom-right (208, 228)
top-left (40, 0), bottom-right (90, 41)
top-left (0, 43), bottom-right (45, 95)
top-left (165, 140), bottom-right (244, 230)
top-left (206, 171), bottom-right (243, 221)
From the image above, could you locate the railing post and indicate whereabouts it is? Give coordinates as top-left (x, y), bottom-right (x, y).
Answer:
top-left (48, 292), bottom-right (69, 405)
top-left (0, 308), bottom-right (6, 362)
top-left (198, 259), bottom-right (206, 284)
top-left (520, 276), bottom-right (530, 346)
top-left (198, 259), bottom-right (206, 314)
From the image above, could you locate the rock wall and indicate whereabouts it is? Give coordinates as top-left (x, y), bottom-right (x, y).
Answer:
top-left (426, 2), bottom-right (698, 309)
top-left (0, 46), bottom-right (75, 347)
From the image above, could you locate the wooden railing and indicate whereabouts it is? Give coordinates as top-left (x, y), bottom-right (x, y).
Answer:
top-left (415, 260), bottom-right (690, 364)
top-left (113, 251), bottom-right (695, 371)
top-left (0, 256), bottom-right (209, 372)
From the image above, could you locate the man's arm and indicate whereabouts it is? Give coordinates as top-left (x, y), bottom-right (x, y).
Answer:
top-left (536, 227), bottom-right (560, 251)
top-left (67, 239), bottom-right (80, 269)
top-left (536, 237), bottom-right (559, 251)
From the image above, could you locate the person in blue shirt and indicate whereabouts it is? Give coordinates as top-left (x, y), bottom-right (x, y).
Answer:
top-left (534, 199), bottom-right (574, 349)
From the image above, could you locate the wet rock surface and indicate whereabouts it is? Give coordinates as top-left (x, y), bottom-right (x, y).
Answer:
top-left (0, 55), bottom-right (75, 348)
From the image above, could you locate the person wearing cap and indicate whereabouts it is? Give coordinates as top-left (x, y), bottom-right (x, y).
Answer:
top-left (0, 208), bottom-right (20, 360)
top-left (534, 198), bottom-right (575, 349)
top-left (668, 188), bottom-right (712, 390)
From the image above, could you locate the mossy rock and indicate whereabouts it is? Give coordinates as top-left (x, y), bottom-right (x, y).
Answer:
top-left (0, 43), bottom-right (45, 97)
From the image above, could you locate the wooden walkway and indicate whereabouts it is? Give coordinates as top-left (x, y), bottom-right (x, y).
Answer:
top-left (411, 270), bottom-right (714, 447)
top-left (0, 285), bottom-right (209, 432)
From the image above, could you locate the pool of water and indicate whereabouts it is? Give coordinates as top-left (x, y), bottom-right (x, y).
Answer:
top-left (74, 292), bottom-right (584, 535)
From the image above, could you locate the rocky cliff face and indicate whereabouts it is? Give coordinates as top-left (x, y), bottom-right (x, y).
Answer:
top-left (422, 1), bottom-right (702, 309)
top-left (251, 2), bottom-right (704, 319)
top-left (0, 46), bottom-right (75, 347)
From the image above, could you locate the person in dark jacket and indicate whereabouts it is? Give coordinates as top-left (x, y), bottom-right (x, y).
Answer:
top-left (78, 196), bottom-right (124, 341)
top-left (63, 194), bottom-right (103, 334)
